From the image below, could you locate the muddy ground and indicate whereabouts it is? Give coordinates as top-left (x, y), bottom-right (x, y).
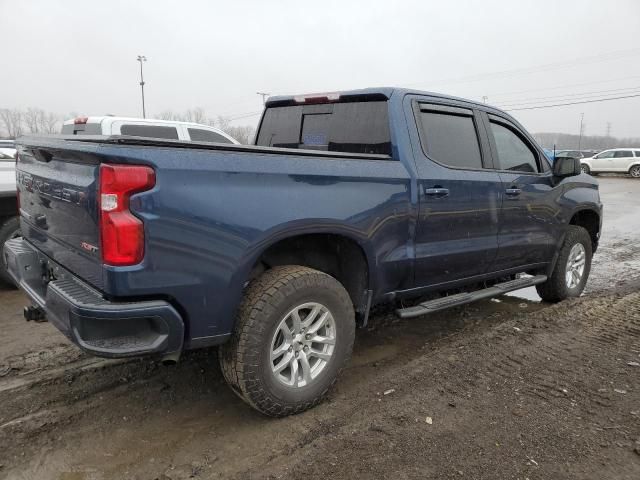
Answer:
top-left (1, 176), bottom-right (639, 480)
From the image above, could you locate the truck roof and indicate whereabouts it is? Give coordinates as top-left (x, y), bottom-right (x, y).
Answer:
top-left (265, 87), bottom-right (496, 111)
top-left (62, 115), bottom-right (229, 130)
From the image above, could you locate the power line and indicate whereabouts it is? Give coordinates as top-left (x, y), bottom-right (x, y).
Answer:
top-left (402, 47), bottom-right (640, 89)
top-left (228, 111), bottom-right (262, 121)
top-left (485, 74), bottom-right (640, 99)
top-left (503, 93), bottom-right (640, 111)
top-left (497, 86), bottom-right (640, 107)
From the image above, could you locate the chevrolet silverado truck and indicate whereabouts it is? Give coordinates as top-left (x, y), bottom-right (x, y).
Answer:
top-left (4, 88), bottom-right (602, 417)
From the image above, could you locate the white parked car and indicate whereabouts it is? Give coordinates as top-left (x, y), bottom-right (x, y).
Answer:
top-left (61, 116), bottom-right (240, 144)
top-left (0, 146), bottom-right (19, 286)
top-left (580, 148), bottom-right (640, 178)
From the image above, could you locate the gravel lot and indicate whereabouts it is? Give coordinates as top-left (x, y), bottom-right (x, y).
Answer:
top-left (0, 176), bottom-right (639, 480)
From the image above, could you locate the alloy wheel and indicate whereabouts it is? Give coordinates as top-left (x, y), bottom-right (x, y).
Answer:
top-left (270, 302), bottom-right (336, 388)
top-left (565, 243), bottom-right (586, 289)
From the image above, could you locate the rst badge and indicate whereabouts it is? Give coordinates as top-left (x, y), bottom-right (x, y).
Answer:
top-left (80, 242), bottom-right (99, 253)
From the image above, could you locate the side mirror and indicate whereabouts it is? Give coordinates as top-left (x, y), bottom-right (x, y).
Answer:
top-left (553, 156), bottom-right (581, 177)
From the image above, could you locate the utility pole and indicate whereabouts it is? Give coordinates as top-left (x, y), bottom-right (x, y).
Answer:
top-left (482, 95), bottom-right (488, 103)
top-left (606, 122), bottom-right (612, 137)
top-left (137, 55), bottom-right (147, 118)
top-left (577, 113), bottom-right (584, 150)
top-left (256, 92), bottom-right (270, 105)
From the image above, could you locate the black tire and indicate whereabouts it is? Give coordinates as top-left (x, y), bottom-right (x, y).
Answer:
top-left (629, 165), bottom-right (640, 178)
top-left (580, 164), bottom-right (590, 175)
top-left (0, 216), bottom-right (20, 287)
top-left (219, 265), bottom-right (355, 417)
top-left (536, 225), bottom-right (592, 303)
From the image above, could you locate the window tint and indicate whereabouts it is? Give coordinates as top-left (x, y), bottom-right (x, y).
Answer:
top-left (120, 124), bottom-right (179, 139)
top-left (61, 123), bottom-right (102, 135)
top-left (614, 150), bottom-right (633, 158)
top-left (489, 122), bottom-right (539, 173)
top-left (417, 108), bottom-right (482, 169)
top-left (595, 150), bottom-right (614, 159)
top-left (635, 151), bottom-right (640, 157)
top-left (256, 101), bottom-right (391, 155)
top-left (187, 128), bottom-right (232, 143)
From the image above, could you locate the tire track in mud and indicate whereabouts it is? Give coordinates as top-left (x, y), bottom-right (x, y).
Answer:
top-left (246, 292), bottom-right (640, 480)
top-left (1, 292), bottom-right (639, 480)
top-left (478, 294), bottom-right (639, 417)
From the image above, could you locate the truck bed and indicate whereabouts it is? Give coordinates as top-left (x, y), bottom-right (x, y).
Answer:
top-left (14, 134), bottom-right (412, 347)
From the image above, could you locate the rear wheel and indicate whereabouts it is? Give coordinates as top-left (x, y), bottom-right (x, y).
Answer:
top-left (0, 216), bottom-right (20, 287)
top-left (580, 164), bottom-right (590, 174)
top-left (630, 165), bottom-right (640, 178)
top-left (219, 265), bottom-right (355, 417)
top-left (536, 225), bottom-right (592, 303)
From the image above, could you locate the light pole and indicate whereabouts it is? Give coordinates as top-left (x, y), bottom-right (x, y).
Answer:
top-left (257, 92), bottom-right (270, 105)
top-left (137, 55), bottom-right (147, 118)
top-left (577, 112), bottom-right (584, 150)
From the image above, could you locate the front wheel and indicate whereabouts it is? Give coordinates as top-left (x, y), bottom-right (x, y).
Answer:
top-left (580, 164), bottom-right (590, 174)
top-left (536, 225), bottom-right (592, 302)
top-left (630, 165), bottom-right (640, 178)
top-left (219, 265), bottom-right (355, 417)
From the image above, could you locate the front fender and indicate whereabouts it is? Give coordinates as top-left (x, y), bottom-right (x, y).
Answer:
top-left (560, 175), bottom-right (601, 217)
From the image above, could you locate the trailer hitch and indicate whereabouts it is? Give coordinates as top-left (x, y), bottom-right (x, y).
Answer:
top-left (24, 305), bottom-right (47, 322)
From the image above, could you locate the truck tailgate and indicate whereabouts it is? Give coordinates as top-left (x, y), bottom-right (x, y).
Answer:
top-left (17, 144), bottom-right (103, 288)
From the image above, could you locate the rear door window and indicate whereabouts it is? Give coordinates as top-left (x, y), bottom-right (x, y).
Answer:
top-left (415, 105), bottom-right (483, 169)
top-left (488, 121), bottom-right (539, 173)
top-left (120, 124), bottom-right (179, 139)
top-left (614, 150), bottom-right (633, 158)
top-left (256, 101), bottom-right (391, 155)
top-left (187, 128), bottom-right (232, 143)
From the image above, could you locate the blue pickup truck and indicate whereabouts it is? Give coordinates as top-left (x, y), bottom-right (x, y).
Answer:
top-left (5, 88), bottom-right (602, 416)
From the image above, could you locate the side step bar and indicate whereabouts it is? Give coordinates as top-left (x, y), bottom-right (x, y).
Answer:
top-left (396, 275), bottom-right (548, 319)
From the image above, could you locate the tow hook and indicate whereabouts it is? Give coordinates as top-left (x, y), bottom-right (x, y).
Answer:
top-left (24, 305), bottom-right (47, 322)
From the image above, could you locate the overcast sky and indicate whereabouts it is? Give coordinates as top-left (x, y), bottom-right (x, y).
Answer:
top-left (2, 0), bottom-right (639, 138)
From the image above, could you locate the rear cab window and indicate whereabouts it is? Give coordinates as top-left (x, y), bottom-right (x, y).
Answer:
top-left (120, 124), bottom-right (179, 139)
top-left (61, 122), bottom-right (102, 135)
top-left (256, 100), bottom-right (391, 156)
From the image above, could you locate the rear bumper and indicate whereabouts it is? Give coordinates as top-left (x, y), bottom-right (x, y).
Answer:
top-left (3, 237), bottom-right (184, 358)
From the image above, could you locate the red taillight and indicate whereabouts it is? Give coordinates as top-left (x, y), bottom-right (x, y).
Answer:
top-left (99, 164), bottom-right (155, 266)
top-left (74, 116), bottom-right (89, 124)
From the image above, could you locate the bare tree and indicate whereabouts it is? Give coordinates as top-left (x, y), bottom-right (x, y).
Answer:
top-left (24, 108), bottom-right (45, 133)
top-left (183, 108), bottom-right (206, 124)
top-left (216, 115), bottom-right (231, 132)
top-left (40, 112), bottom-right (61, 133)
top-left (157, 110), bottom-right (178, 121)
top-left (227, 125), bottom-right (255, 144)
top-left (0, 109), bottom-right (24, 138)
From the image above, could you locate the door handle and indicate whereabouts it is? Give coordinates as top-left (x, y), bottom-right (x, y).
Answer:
top-left (505, 187), bottom-right (522, 196)
top-left (424, 187), bottom-right (449, 198)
